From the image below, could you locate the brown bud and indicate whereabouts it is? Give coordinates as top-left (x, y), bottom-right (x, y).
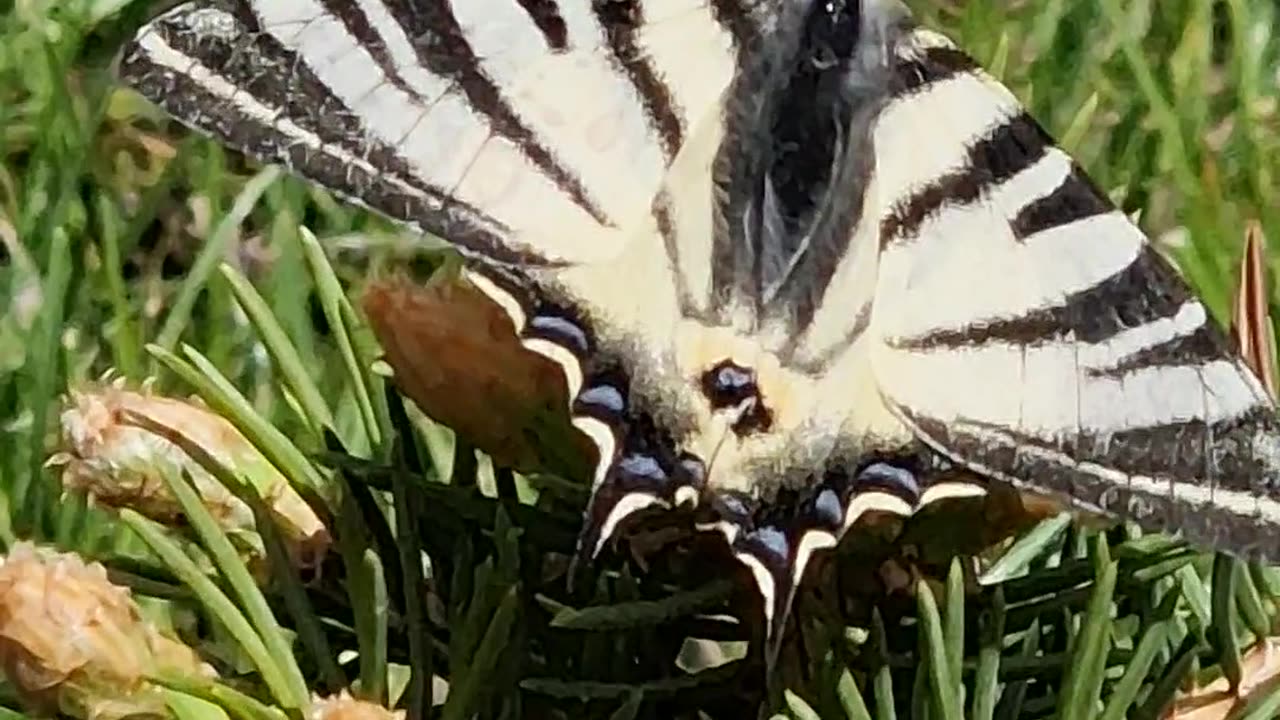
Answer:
top-left (308, 691), bottom-right (405, 720)
top-left (0, 543), bottom-right (214, 719)
top-left (53, 381), bottom-right (330, 576)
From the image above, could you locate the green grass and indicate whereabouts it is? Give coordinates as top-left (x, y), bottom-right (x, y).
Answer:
top-left (1, 0), bottom-right (1280, 718)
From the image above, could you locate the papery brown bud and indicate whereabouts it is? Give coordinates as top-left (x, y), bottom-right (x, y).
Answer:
top-left (362, 273), bottom-right (593, 481)
top-left (52, 381), bottom-right (330, 574)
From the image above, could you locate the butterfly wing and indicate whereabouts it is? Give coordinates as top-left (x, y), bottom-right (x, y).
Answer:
top-left (119, 0), bottom-right (757, 266)
top-left (867, 31), bottom-right (1280, 561)
top-left (119, 0), bottom-right (770, 575)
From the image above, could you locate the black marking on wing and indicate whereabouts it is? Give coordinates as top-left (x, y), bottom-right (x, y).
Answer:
top-left (906, 408), bottom-right (1280, 563)
top-left (652, 189), bottom-right (701, 316)
top-left (380, 0), bottom-right (614, 226)
top-left (320, 0), bottom-right (439, 105)
top-left (121, 6), bottom-right (555, 266)
top-left (596, 0), bottom-right (684, 161)
top-left (516, 0), bottom-right (569, 50)
top-left (1086, 324), bottom-right (1227, 378)
top-left (891, 44), bottom-right (980, 95)
top-left (781, 300), bottom-right (873, 374)
top-left (1011, 166), bottom-right (1112, 240)
top-left (1077, 408), bottom-right (1277, 493)
top-left (891, 249), bottom-right (1195, 349)
top-left (709, 451), bottom-right (982, 665)
top-left (881, 111), bottom-right (1053, 245)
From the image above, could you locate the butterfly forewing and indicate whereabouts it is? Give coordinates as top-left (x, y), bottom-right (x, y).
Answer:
top-left (119, 0), bottom-right (757, 265)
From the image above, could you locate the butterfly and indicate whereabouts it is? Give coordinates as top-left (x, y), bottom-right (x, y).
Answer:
top-left (119, 0), bottom-right (1280, 661)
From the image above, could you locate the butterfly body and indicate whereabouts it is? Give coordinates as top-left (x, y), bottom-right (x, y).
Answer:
top-left (120, 0), bottom-right (1280, 661)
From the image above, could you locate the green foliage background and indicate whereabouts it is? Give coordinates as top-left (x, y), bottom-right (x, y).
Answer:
top-left (1, 0), bottom-right (1279, 718)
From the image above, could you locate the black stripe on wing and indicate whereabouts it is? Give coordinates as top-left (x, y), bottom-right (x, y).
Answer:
top-left (1011, 167), bottom-right (1112, 240)
top-left (516, 0), bottom-right (569, 50)
top-left (652, 189), bottom-right (703, 316)
top-left (890, 249), bottom-right (1195, 350)
top-left (880, 111), bottom-right (1054, 245)
top-left (378, 0), bottom-right (613, 227)
top-left (120, 7), bottom-right (556, 266)
top-left (1086, 324), bottom-right (1227, 378)
top-left (319, 0), bottom-right (439, 105)
top-left (596, 0), bottom-right (685, 161)
top-left (891, 44), bottom-right (980, 95)
top-left (906, 407), bottom-right (1280, 562)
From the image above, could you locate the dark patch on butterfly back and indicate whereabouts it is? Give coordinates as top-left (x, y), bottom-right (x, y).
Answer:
top-left (701, 360), bottom-right (774, 435)
top-left (712, 0), bottom-right (883, 328)
top-left (709, 0), bottom-right (762, 53)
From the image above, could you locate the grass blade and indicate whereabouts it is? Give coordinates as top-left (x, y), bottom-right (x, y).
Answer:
top-left (1058, 535), bottom-right (1117, 720)
top-left (441, 585), bottom-right (520, 720)
top-left (551, 580), bottom-right (732, 630)
top-left (981, 513), bottom-right (1072, 584)
top-left (121, 510), bottom-right (300, 710)
top-left (299, 227), bottom-right (381, 452)
top-left (972, 587), bottom-right (1005, 720)
top-left (943, 558), bottom-right (965, 711)
top-left (1099, 592), bottom-right (1178, 720)
top-left (917, 579), bottom-right (962, 720)
top-left (17, 227), bottom-right (72, 537)
top-left (220, 263), bottom-right (335, 435)
top-left (785, 690), bottom-right (821, 720)
top-left (871, 610), bottom-right (897, 720)
top-left (390, 441), bottom-right (430, 718)
top-left (1212, 552), bottom-right (1245, 690)
top-left (122, 408), bottom-right (336, 697)
top-left (836, 668), bottom-right (873, 720)
top-left (155, 166), bottom-right (281, 352)
top-left (148, 344), bottom-right (330, 497)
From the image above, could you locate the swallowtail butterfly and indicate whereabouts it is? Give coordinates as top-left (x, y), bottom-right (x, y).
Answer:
top-left (119, 0), bottom-right (1280, 658)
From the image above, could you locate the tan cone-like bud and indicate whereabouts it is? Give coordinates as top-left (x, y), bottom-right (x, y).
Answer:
top-left (309, 691), bottom-right (405, 720)
top-left (0, 543), bottom-right (214, 719)
top-left (51, 380), bottom-right (330, 575)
